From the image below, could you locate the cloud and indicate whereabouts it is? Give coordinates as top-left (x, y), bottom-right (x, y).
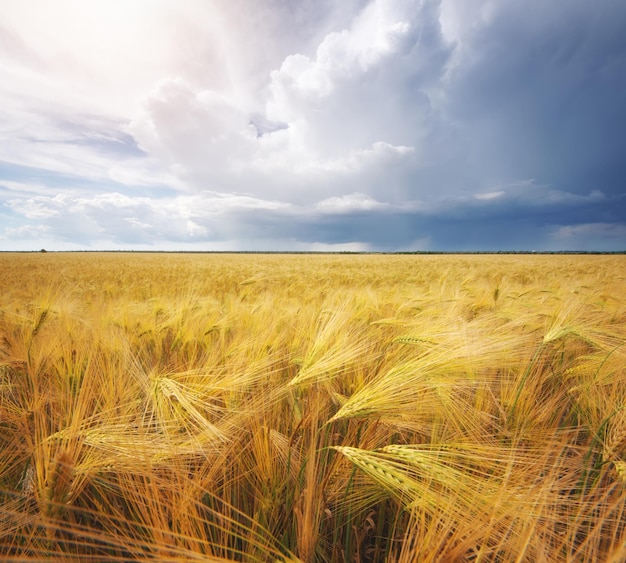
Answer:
top-left (308, 241), bottom-right (372, 252)
top-left (3, 224), bottom-right (51, 240)
top-left (6, 181), bottom-right (622, 252)
top-left (128, 0), bottom-right (452, 205)
top-left (553, 222), bottom-right (626, 251)
top-left (315, 192), bottom-right (391, 213)
top-left (474, 191), bottom-right (504, 201)
top-left (128, 77), bottom-right (256, 186)
top-left (2, 190), bottom-right (297, 248)
top-left (556, 223), bottom-right (626, 239)
top-left (1, 0), bottom-right (625, 251)
top-left (439, 0), bottom-right (626, 198)
top-left (0, 99), bottom-right (178, 192)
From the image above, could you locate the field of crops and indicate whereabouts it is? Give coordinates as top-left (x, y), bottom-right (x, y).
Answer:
top-left (1, 252), bottom-right (625, 561)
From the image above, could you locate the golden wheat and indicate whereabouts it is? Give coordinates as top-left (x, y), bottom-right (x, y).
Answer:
top-left (0, 252), bottom-right (624, 561)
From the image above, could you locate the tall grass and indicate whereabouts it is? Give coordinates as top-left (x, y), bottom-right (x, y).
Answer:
top-left (1, 252), bottom-right (625, 561)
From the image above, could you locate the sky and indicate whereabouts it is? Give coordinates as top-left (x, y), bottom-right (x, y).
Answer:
top-left (1, 0), bottom-right (625, 252)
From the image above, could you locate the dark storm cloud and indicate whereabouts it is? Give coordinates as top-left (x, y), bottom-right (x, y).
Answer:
top-left (206, 184), bottom-right (624, 251)
top-left (442, 0), bottom-right (626, 200)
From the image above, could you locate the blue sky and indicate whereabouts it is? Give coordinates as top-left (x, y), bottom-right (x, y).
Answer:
top-left (1, 0), bottom-right (625, 251)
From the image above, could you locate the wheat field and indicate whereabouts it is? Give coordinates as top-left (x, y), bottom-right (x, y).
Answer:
top-left (1, 252), bottom-right (625, 562)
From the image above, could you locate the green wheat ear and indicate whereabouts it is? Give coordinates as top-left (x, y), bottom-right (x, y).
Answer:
top-left (613, 461), bottom-right (626, 485)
